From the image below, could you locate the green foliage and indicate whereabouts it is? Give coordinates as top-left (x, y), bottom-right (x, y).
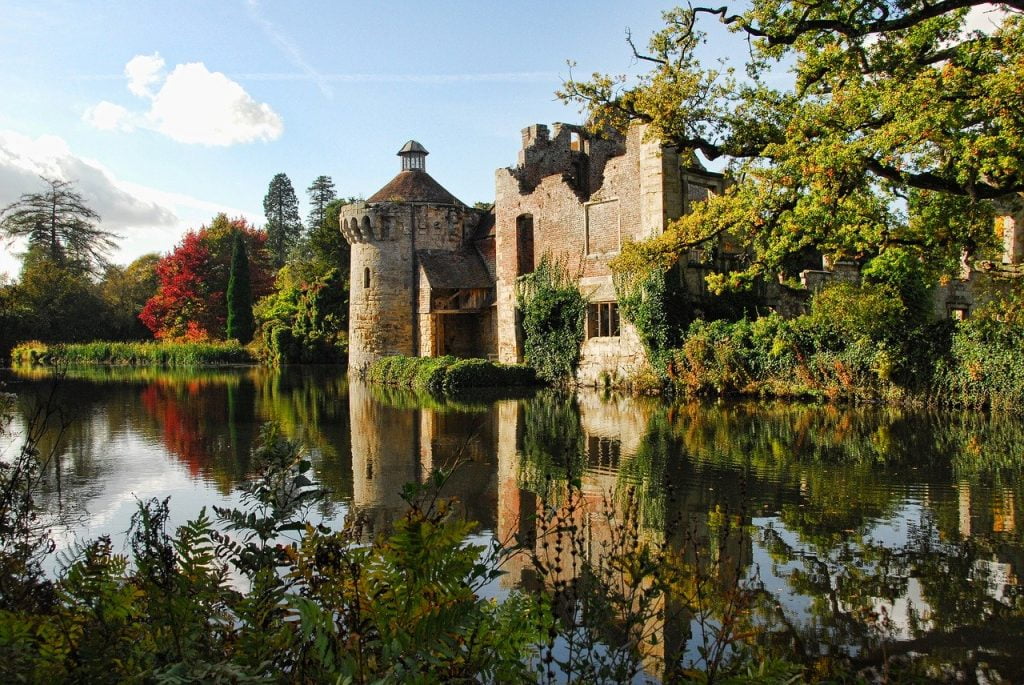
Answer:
top-left (934, 316), bottom-right (1024, 411)
top-left (226, 231), bottom-right (255, 344)
top-left (98, 253), bottom-right (160, 340)
top-left (368, 354), bottom-right (537, 395)
top-left (516, 257), bottom-right (587, 382)
top-left (14, 249), bottom-right (110, 343)
top-left (669, 281), bottom-right (940, 400)
top-left (861, 248), bottom-right (934, 328)
top-left (253, 267), bottom-right (348, 365)
top-left (801, 281), bottom-right (906, 350)
top-left (615, 263), bottom-right (693, 374)
top-left (11, 340), bottom-right (253, 367)
top-left (0, 423), bottom-right (546, 683)
top-left (305, 175), bottom-right (336, 234)
top-left (563, 2), bottom-right (1018, 288)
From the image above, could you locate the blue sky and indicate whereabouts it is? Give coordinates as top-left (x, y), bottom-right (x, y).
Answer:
top-left (0, 1), bottom-right (742, 277)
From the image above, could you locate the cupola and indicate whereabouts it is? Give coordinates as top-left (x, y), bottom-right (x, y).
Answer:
top-left (398, 140), bottom-right (428, 171)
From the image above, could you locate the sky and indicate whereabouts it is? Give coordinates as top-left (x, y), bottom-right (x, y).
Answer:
top-left (0, 0), bottom-right (697, 277)
top-left (0, 2), bottom-right (1008, 279)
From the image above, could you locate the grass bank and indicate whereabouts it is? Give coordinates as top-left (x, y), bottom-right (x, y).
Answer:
top-left (367, 354), bottom-right (538, 394)
top-left (11, 340), bottom-right (255, 367)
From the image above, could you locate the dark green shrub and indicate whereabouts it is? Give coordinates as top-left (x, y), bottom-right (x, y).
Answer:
top-left (935, 317), bottom-right (1024, 410)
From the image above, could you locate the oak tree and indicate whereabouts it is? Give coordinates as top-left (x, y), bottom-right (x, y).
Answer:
top-left (560, 1), bottom-right (1024, 289)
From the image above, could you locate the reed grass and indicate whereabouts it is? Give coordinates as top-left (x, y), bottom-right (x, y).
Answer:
top-left (10, 340), bottom-right (254, 367)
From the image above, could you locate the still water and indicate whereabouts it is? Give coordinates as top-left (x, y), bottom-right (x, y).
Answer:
top-left (2, 366), bottom-right (1023, 678)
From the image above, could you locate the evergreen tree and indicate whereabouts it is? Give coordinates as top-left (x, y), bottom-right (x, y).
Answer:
top-left (226, 231), bottom-right (254, 344)
top-left (263, 173), bottom-right (302, 267)
top-left (306, 175), bottom-right (336, 232)
top-left (0, 177), bottom-right (119, 276)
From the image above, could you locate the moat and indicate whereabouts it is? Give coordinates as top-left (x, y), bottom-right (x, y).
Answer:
top-left (2, 366), bottom-right (1022, 679)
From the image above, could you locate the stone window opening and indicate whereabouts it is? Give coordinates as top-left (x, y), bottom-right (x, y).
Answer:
top-left (516, 214), bottom-right (535, 276)
top-left (587, 302), bottom-right (620, 338)
top-left (684, 181), bottom-right (715, 214)
top-left (587, 435), bottom-right (621, 471)
top-left (949, 306), bottom-right (968, 320)
top-left (363, 267), bottom-right (371, 289)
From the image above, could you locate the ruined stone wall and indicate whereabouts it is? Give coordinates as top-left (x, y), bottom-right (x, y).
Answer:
top-left (494, 123), bottom-right (663, 382)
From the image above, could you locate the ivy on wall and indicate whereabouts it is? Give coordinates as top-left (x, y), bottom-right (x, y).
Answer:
top-left (515, 257), bottom-right (586, 383)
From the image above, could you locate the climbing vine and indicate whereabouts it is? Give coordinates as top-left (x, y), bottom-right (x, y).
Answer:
top-left (515, 257), bottom-right (586, 383)
top-left (613, 260), bottom-right (690, 374)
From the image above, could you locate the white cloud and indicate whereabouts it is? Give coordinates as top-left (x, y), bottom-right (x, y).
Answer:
top-left (0, 130), bottom-right (257, 278)
top-left (83, 55), bottom-right (283, 146)
top-left (149, 62), bottom-right (283, 145)
top-left (125, 53), bottom-right (166, 98)
top-left (82, 101), bottom-right (134, 132)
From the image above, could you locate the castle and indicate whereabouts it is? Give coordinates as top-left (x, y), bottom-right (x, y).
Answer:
top-left (339, 124), bottom-right (729, 384)
top-left (340, 124), bottom-right (1024, 383)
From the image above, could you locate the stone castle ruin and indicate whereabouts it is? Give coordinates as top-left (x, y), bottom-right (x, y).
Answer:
top-left (340, 125), bottom-right (1024, 383)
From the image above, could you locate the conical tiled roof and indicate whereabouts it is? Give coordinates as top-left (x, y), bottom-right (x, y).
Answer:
top-left (367, 169), bottom-right (462, 205)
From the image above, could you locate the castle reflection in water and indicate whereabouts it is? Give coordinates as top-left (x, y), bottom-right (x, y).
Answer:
top-left (5, 367), bottom-right (1023, 677)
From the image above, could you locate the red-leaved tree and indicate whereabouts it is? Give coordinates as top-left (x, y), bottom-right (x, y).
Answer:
top-left (141, 215), bottom-right (273, 340)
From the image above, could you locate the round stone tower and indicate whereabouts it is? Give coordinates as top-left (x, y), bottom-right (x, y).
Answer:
top-left (340, 140), bottom-right (481, 372)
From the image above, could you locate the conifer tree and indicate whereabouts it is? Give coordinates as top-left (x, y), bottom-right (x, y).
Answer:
top-left (226, 231), bottom-right (254, 344)
top-left (0, 177), bottom-right (118, 276)
top-left (306, 175), bottom-right (336, 232)
top-left (263, 173), bottom-right (302, 267)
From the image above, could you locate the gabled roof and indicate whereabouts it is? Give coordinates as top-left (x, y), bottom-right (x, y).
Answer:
top-left (418, 250), bottom-right (494, 289)
top-left (367, 169), bottom-right (463, 205)
top-left (472, 207), bottom-right (495, 240)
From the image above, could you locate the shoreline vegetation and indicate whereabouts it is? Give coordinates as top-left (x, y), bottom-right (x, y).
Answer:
top-left (366, 354), bottom-right (538, 394)
top-left (10, 340), bottom-right (255, 367)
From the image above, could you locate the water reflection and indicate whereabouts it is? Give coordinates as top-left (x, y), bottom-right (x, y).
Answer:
top-left (3, 367), bottom-right (1023, 677)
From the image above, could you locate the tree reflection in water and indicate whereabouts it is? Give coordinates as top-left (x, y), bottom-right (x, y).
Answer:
top-left (4, 367), bottom-right (1023, 679)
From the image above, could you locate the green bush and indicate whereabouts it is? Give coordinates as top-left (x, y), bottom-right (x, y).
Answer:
top-left (935, 317), bottom-right (1024, 410)
top-left (368, 355), bottom-right (537, 395)
top-left (253, 268), bottom-right (347, 365)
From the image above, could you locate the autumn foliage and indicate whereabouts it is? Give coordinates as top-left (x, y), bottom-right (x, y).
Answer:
top-left (140, 215), bottom-right (273, 341)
